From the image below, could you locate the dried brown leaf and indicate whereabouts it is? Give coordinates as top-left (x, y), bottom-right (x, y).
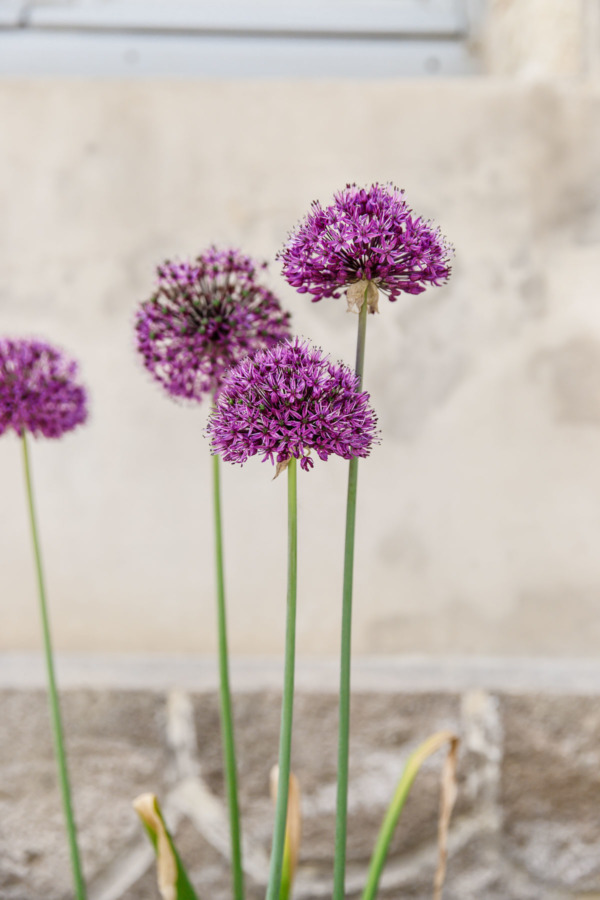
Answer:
top-left (433, 735), bottom-right (459, 900)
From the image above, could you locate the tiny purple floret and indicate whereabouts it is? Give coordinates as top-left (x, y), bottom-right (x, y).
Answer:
top-left (279, 182), bottom-right (453, 305)
top-left (207, 338), bottom-right (379, 472)
top-left (0, 338), bottom-right (88, 439)
top-left (136, 247), bottom-right (291, 403)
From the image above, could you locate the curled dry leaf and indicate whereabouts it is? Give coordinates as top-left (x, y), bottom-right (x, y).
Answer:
top-left (133, 793), bottom-right (199, 900)
top-left (133, 793), bottom-right (177, 900)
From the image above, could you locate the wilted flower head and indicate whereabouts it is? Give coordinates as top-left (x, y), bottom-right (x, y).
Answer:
top-left (279, 183), bottom-right (452, 312)
top-left (207, 338), bottom-right (379, 472)
top-left (0, 338), bottom-right (88, 439)
top-left (136, 247), bottom-right (291, 402)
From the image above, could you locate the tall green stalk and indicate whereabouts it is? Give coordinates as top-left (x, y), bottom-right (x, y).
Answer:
top-left (266, 457), bottom-right (298, 900)
top-left (212, 452), bottom-right (245, 900)
top-left (333, 297), bottom-right (369, 900)
top-left (21, 432), bottom-right (87, 900)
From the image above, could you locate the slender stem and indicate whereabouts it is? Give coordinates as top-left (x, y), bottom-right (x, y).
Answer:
top-left (333, 297), bottom-right (369, 900)
top-left (21, 433), bottom-right (87, 900)
top-left (265, 457), bottom-right (298, 900)
top-left (212, 453), bottom-right (245, 900)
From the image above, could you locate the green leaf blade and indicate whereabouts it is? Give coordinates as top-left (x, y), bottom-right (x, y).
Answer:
top-left (362, 731), bottom-right (459, 900)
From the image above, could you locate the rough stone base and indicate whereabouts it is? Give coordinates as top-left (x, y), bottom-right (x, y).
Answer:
top-left (1, 655), bottom-right (599, 900)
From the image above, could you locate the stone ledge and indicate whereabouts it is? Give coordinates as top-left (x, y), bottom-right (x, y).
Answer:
top-left (2, 652), bottom-right (600, 694)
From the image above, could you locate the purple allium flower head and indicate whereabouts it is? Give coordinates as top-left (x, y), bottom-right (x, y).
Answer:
top-left (279, 183), bottom-right (453, 311)
top-left (0, 338), bottom-right (88, 439)
top-left (207, 338), bottom-right (379, 472)
top-left (136, 247), bottom-right (291, 402)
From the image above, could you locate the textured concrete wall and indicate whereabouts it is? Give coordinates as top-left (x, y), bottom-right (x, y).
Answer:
top-left (1, 79), bottom-right (600, 655)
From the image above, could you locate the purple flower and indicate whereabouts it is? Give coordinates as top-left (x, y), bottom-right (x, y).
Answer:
top-left (136, 247), bottom-right (291, 402)
top-left (0, 338), bottom-right (88, 439)
top-left (279, 183), bottom-right (452, 311)
top-left (207, 338), bottom-right (379, 472)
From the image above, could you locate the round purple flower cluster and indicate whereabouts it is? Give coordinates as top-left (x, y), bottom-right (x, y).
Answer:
top-left (279, 183), bottom-right (452, 306)
top-left (207, 338), bottom-right (379, 472)
top-left (136, 247), bottom-right (291, 402)
top-left (0, 338), bottom-right (88, 439)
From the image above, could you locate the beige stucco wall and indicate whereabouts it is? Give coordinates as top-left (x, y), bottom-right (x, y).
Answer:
top-left (1, 78), bottom-right (600, 655)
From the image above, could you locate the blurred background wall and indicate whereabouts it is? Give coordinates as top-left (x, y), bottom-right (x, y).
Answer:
top-left (1, 0), bottom-right (600, 657)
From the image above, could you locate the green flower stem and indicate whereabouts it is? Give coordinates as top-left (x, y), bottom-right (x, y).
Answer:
top-left (266, 456), bottom-right (298, 900)
top-left (212, 452), bottom-right (244, 900)
top-left (21, 433), bottom-right (86, 900)
top-left (333, 296), bottom-right (369, 900)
